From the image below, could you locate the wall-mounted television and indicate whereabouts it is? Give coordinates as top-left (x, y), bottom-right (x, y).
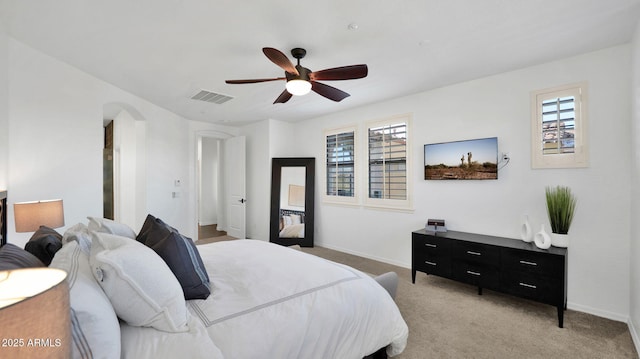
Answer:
top-left (424, 137), bottom-right (498, 180)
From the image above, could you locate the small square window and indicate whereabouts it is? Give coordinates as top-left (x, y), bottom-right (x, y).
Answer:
top-left (531, 82), bottom-right (588, 169)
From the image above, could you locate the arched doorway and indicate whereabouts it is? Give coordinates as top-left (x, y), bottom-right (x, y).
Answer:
top-left (103, 103), bottom-right (147, 230)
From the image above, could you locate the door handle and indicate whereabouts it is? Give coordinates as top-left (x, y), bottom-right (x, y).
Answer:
top-left (238, 198), bottom-right (246, 203)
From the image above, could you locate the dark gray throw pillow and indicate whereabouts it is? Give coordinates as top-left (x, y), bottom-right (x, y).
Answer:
top-left (137, 214), bottom-right (211, 300)
top-left (0, 243), bottom-right (45, 270)
top-left (24, 226), bottom-right (63, 266)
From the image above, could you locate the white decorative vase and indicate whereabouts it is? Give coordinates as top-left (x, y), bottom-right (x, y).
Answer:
top-left (550, 233), bottom-right (569, 248)
top-left (520, 215), bottom-right (533, 243)
top-left (534, 225), bottom-right (551, 249)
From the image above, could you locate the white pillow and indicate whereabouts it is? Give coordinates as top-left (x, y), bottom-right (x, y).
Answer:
top-left (50, 240), bottom-right (121, 359)
top-left (62, 223), bottom-right (92, 254)
top-left (89, 232), bottom-right (189, 333)
top-left (87, 217), bottom-right (137, 239)
top-left (290, 214), bottom-right (301, 225)
top-left (283, 215), bottom-right (292, 226)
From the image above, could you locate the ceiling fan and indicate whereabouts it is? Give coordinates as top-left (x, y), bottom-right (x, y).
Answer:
top-left (225, 47), bottom-right (368, 104)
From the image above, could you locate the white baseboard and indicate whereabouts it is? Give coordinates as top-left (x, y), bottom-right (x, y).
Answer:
top-left (629, 318), bottom-right (640, 355)
top-left (566, 302), bottom-right (629, 323)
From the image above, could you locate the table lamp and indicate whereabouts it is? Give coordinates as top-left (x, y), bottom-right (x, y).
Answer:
top-left (0, 268), bottom-right (71, 358)
top-left (14, 199), bottom-right (64, 233)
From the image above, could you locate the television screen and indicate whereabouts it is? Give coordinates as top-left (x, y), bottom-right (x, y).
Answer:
top-left (424, 137), bottom-right (498, 180)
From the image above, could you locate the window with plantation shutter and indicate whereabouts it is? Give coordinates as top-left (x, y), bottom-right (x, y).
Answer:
top-left (365, 114), bottom-right (412, 211)
top-left (324, 127), bottom-right (357, 204)
top-left (531, 83), bottom-right (588, 169)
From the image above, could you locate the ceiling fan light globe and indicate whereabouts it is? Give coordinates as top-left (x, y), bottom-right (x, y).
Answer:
top-left (286, 79), bottom-right (312, 96)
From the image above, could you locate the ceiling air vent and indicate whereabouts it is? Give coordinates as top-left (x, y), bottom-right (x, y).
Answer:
top-left (190, 90), bottom-right (234, 104)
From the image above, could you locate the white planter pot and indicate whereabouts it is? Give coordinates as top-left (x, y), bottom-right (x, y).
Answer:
top-left (550, 233), bottom-right (569, 248)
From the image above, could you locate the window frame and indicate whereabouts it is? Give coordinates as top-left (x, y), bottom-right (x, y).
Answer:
top-left (530, 82), bottom-right (588, 169)
top-left (323, 125), bottom-right (359, 206)
top-left (363, 114), bottom-right (413, 212)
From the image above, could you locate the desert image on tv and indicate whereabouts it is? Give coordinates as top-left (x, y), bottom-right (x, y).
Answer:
top-left (424, 138), bottom-right (498, 180)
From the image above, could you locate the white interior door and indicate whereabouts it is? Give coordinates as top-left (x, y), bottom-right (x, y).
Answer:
top-left (224, 136), bottom-right (246, 238)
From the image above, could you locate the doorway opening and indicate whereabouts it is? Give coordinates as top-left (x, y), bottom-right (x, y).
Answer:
top-left (194, 131), bottom-right (245, 244)
top-left (197, 136), bottom-right (226, 242)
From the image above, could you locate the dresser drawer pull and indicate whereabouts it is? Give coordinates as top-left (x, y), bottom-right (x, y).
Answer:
top-left (466, 251), bottom-right (481, 256)
top-left (519, 282), bottom-right (537, 289)
top-left (519, 260), bottom-right (538, 266)
top-left (425, 243), bottom-right (437, 248)
top-left (425, 261), bottom-right (437, 266)
top-left (466, 270), bottom-right (481, 276)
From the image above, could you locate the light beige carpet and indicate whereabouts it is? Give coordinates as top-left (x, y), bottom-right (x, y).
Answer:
top-left (300, 246), bottom-right (638, 359)
top-left (195, 239), bottom-right (638, 358)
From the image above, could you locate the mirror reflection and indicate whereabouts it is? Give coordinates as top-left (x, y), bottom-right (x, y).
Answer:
top-left (279, 167), bottom-right (306, 238)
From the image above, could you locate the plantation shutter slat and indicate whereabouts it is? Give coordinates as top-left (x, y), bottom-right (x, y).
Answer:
top-left (326, 131), bottom-right (355, 197)
top-left (368, 122), bottom-right (407, 200)
top-left (541, 96), bottom-right (576, 155)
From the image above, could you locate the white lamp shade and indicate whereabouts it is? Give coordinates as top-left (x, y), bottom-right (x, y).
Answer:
top-left (0, 268), bottom-right (71, 358)
top-left (14, 199), bottom-right (64, 232)
top-left (285, 79), bottom-right (312, 96)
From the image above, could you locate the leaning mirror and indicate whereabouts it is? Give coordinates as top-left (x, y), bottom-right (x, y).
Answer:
top-left (270, 158), bottom-right (315, 247)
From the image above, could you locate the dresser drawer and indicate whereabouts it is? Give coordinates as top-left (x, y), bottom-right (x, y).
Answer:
top-left (451, 261), bottom-right (499, 289)
top-left (501, 248), bottom-right (564, 278)
top-left (413, 251), bottom-right (452, 277)
top-left (412, 233), bottom-right (451, 255)
top-left (501, 271), bottom-right (563, 306)
top-left (412, 232), bottom-right (453, 278)
top-left (452, 240), bottom-right (500, 266)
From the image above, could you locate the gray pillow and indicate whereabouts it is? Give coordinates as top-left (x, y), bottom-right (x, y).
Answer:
top-left (137, 214), bottom-right (211, 300)
top-left (0, 243), bottom-right (45, 270)
top-left (24, 226), bottom-right (63, 265)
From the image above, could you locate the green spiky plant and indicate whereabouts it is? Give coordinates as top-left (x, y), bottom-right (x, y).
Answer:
top-left (545, 186), bottom-right (577, 234)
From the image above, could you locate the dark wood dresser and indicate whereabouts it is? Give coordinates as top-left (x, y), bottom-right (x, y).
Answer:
top-left (412, 228), bottom-right (568, 327)
top-left (0, 191), bottom-right (6, 246)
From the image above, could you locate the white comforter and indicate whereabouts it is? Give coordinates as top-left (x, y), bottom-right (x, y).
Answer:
top-left (122, 240), bottom-right (408, 358)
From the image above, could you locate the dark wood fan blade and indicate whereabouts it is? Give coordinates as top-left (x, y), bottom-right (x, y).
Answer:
top-left (263, 47), bottom-right (299, 76)
top-left (273, 89), bottom-right (293, 104)
top-left (225, 78), bottom-right (285, 84)
top-left (311, 81), bottom-right (350, 102)
top-left (310, 64), bottom-right (368, 81)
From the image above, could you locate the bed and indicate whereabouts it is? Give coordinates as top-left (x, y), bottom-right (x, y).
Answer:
top-left (279, 208), bottom-right (306, 238)
top-left (3, 214), bottom-right (408, 358)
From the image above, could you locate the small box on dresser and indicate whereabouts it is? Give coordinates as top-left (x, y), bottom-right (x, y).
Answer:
top-left (412, 228), bottom-right (568, 327)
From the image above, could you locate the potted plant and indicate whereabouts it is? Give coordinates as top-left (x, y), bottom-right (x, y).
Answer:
top-left (545, 185), bottom-right (577, 248)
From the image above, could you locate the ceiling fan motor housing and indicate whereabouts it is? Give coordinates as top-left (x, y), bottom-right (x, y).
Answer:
top-left (287, 66), bottom-right (311, 81)
top-left (291, 48), bottom-right (307, 60)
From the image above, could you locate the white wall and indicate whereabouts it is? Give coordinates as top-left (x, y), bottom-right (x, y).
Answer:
top-left (199, 137), bottom-right (219, 225)
top-left (240, 119), bottom-right (297, 240)
top-left (629, 21), bottom-right (640, 349)
top-left (289, 45), bottom-right (632, 321)
top-left (279, 167), bottom-right (305, 211)
top-left (241, 120), bottom-right (271, 239)
top-left (6, 39), bottom-right (235, 246)
top-left (0, 11), bottom-right (8, 189)
top-left (112, 109), bottom-right (139, 229)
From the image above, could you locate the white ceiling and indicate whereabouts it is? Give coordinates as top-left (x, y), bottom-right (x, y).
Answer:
top-left (4, 0), bottom-right (640, 126)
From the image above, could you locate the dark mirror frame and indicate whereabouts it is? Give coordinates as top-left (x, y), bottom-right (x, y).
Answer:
top-left (270, 157), bottom-right (315, 247)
